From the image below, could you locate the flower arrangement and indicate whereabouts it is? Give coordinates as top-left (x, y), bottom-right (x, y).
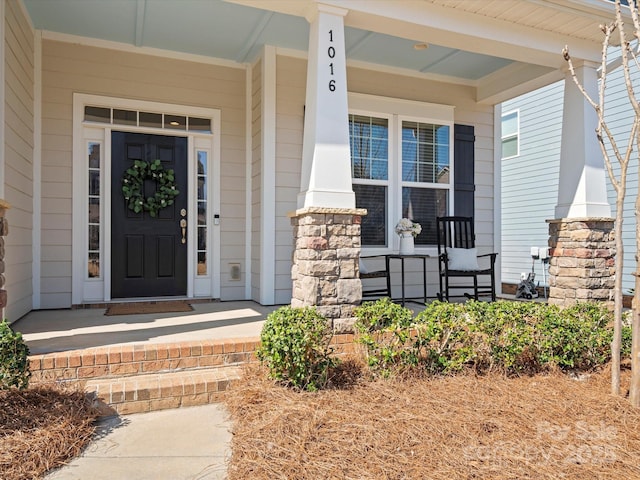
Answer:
top-left (395, 218), bottom-right (422, 237)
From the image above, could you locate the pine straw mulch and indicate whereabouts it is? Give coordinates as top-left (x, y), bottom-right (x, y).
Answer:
top-left (0, 386), bottom-right (99, 480)
top-left (225, 361), bottom-right (640, 480)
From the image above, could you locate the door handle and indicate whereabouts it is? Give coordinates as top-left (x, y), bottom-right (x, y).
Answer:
top-left (180, 219), bottom-right (187, 244)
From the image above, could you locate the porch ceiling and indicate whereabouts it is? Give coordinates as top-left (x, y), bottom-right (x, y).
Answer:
top-left (23, 0), bottom-right (623, 104)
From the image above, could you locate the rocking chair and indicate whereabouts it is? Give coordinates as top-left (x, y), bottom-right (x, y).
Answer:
top-left (436, 216), bottom-right (497, 302)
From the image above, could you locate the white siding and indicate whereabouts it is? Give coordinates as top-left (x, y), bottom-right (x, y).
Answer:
top-left (40, 40), bottom-right (247, 307)
top-left (4, 1), bottom-right (34, 320)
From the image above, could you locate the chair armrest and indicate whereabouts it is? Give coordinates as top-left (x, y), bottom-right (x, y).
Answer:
top-left (359, 254), bottom-right (389, 277)
top-left (361, 271), bottom-right (387, 279)
top-left (360, 254), bottom-right (387, 260)
top-left (477, 252), bottom-right (498, 266)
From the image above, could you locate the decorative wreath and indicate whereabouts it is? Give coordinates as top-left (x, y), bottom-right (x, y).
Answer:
top-left (122, 159), bottom-right (179, 217)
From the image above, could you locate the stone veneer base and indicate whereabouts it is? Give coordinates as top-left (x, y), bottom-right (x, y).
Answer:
top-left (289, 207), bottom-right (367, 332)
top-left (547, 217), bottom-right (615, 308)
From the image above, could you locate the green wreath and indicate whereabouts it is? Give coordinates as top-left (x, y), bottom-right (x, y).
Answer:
top-left (122, 159), bottom-right (179, 217)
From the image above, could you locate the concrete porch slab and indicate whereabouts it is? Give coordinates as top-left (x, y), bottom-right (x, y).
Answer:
top-left (13, 300), bottom-right (281, 355)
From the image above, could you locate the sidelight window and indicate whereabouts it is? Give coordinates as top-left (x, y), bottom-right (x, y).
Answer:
top-left (87, 142), bottom-right (101, 278)
top-left (197, 151), bottom-right (208, 276)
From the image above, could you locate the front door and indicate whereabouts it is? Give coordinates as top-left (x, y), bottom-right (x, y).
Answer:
top-left (111, 132), bottom-right (188, 298)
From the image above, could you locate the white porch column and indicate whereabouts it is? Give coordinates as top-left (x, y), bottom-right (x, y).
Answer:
top-left (291, 4), bottom-right (362, 331)
top-left (555, 61), bottom-right (611, 219)
top-left (548, 62), bottom-right (614, 307)
top-left (298, 3), bottom-right (354, 209)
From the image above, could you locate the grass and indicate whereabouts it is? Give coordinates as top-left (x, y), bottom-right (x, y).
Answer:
top-left (225, 360), bottom-right (640, 480)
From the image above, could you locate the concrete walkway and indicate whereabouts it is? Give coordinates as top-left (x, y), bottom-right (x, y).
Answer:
top-left (45, 403), bottom-right (232, 480)
top-left (12, 301), bottom-right (274, 480)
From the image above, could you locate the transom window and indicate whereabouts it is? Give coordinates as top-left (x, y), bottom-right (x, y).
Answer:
top-left (350, 105), bottom-right (453, 248)
top-left (84, 106), bottom-right (211, 133)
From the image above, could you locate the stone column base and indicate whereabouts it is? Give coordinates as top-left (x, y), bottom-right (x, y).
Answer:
top-left (289, 207), bottom-right (367, 333)
top-left (547, 217), bottom-right (615, 308)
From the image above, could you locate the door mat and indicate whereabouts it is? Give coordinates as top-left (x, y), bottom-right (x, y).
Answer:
top-left (105, 301), bottom-right (194, 316)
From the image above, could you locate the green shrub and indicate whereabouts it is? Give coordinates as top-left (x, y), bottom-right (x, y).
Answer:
top-left (537, 302), bottom-right (613, 370)
top-left (354, 297), bottom-right (414, 332)
top-left (413, 301), bottom-right (487, 374)
top-left (354, 299), bottom-right (628, 377)
top-left (479, 301), bottom-right (546, 373)
top-left (257, 306), bottom-right (336, 391)
top-left (0, 319), bottom-right (31, 390)
top-left (354, 298), bottom-right (414, 376)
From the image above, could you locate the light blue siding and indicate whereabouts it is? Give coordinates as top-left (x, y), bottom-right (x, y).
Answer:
top-left (501, 81), bottom-right (563, 289)
top-left (502, 63), bottom-right (640, 294)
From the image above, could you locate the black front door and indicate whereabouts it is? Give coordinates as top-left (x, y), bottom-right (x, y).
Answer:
top-left (111, 132), bottom-right (188, 298)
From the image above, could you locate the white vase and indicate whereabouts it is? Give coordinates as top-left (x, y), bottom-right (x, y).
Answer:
top-left (399, 234), bottom-right (414, 255)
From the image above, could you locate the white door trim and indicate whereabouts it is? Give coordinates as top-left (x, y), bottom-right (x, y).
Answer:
top-left (72, 93), bottom-right (221, 304)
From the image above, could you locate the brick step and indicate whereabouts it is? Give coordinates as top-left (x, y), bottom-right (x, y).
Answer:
top-left (28, 337), bottom-right (260, 384)
top-left (87, 365), bottom-right (242, 416)
top-left (27, 334), bottom-right (357, 415)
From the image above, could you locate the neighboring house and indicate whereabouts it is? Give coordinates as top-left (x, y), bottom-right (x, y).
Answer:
top-left (501, 51), bottom-right (640, 295)
top-left (0, 0), bottom-right (624, 321)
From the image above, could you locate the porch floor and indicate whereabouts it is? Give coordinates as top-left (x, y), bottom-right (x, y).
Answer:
top-left (13, 300), bottom-right (281, 355)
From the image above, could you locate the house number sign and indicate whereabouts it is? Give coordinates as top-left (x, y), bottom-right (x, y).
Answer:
top-left (328, 29), bottom-right (337, 92)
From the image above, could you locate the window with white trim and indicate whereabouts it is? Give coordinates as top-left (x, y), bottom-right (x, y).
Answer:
top-left (501, 110), bottom-right (519, 159)
top-left (350, 105), bottom-right (453, 248)
top-left (350, 114), bottom-right (389, 246)
top-left (400, 120), bottom-right (450, 246)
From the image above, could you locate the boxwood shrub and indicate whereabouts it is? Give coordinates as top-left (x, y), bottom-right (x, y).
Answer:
top-left (257, 306), bottom-right (337, 391)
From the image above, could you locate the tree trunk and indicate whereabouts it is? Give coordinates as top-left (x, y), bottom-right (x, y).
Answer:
top-left (611, 201), bottom-right (623, 395)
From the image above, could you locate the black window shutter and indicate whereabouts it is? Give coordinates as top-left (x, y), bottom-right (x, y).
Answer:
top-left (453, 124), bottom-right (475, 218)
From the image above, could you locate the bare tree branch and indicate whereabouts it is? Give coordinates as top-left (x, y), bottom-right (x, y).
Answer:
top-left (562, 0), bottom-right (640, 397)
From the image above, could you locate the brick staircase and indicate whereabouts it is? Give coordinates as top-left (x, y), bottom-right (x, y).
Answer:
top-left (28, 338), bottom-right (260, 415)
top-left (28, 334), bottom-right (356, 416)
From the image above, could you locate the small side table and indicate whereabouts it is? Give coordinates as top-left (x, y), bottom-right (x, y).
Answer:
top-left (385, 254), bottom-right (430, 306)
